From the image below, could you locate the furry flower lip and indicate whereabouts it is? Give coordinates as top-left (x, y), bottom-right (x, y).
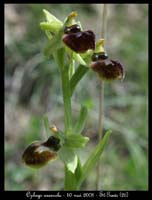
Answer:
top-left (91, 52), bottom-right (125, 81)
top-left (62, 24), bottom-right (95, 53)
top-left (22, 136), bottom-right (60, 168)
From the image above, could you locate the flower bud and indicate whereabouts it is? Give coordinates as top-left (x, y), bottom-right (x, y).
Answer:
top-left (22, 136), bottom-right (60, 168)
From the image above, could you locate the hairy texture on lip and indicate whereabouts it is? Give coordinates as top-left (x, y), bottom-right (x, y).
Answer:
top-left (62, 30), bottom-right (95, 53)
top-left (91, 59), bottom-right (125, 81)
top-left (22, 141), bottom-right (58, 168)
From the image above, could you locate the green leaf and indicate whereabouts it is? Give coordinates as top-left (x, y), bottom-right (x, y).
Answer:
top-left (58, 146), bottom-right (78, 173)
top-left (74, 157), bottom-right (83, 183)
top-left (70, 65), bottom-right (89, 96)
top-left (64, 134), bottom-right (89, 148)
top-left (64, 166), bottom-right (77, 190)
top-left (64, 156), bottom-right (82, 190)
top-left (74, 105), bottom-right (88, 134)
top-left (77, 130), bottom-right (112, 189)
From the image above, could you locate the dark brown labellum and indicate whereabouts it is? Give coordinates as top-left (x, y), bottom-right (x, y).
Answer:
top-left (91, 52), bottom-right (108, 61)
top-left (64, 24), bottom-right (81, 34)
top-left (91, 59), bottom-right (124, 81)
top-left (22, 141), bottom-right (58, 168)
top-left (22, 136), bottom-right (61, 168)
top-left (62, 30), bottom-right (95, 53)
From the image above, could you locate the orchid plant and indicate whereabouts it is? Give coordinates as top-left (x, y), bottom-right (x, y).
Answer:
top-left (22, 9), bottom-right (124, 190)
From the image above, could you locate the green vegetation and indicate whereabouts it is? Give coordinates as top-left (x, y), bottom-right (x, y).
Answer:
top-left (5, 4), bottom-right (148, 190)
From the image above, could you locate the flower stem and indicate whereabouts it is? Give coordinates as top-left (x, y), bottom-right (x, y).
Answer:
top-left (55, 48), bottom-right (73, 135)
top-left (96, 4), bottom-right (108, 190)
top-left (59, 52), bottom-right (75, 190)
top-left (61, 66), bottom-right (73, 135)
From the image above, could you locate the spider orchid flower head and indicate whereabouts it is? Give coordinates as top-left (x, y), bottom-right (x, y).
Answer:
top-left (91, 39), bottom-right (125, 81)
top-left (22, 136), bottom-right (61, 169)
top-left (62, 28), bottom-right (95, 53)
top-left (62, 11), bottom-right (95, 53)
top-left (91, 59), bottom-right (125, 81)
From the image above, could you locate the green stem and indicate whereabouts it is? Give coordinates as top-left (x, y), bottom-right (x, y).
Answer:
top-left (54, 48), bottom-right (73, 135)
top-left (61, 66), bottom-right (73, 135)
top-left (58, 51), bottom-right (74, 189)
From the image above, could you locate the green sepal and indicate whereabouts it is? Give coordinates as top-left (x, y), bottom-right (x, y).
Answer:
top-left (64, 134), bottom-right (89, 148)
top-left (58, 146), bottom-right (78, 173)
top-left (43, 9), bottom-right (63, 26)
top-left (40, 22), bottom-right (62, 34)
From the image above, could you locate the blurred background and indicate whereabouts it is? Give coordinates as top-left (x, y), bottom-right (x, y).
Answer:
top-left (5, 4), bottom-right (148, 190)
